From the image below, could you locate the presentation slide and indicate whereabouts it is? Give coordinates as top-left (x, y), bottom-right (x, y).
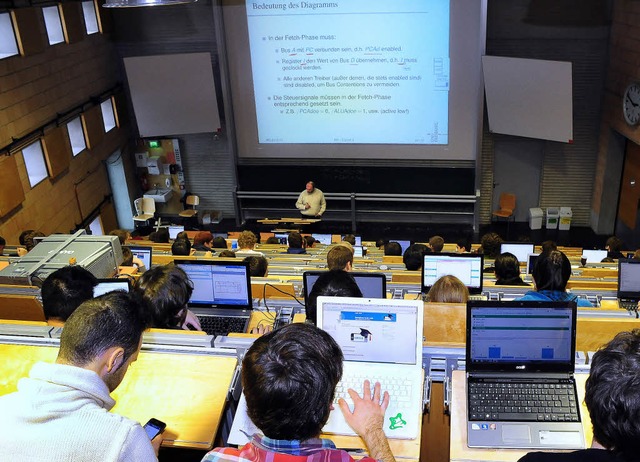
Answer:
top-left (246, 0), bottom-right (449, 144)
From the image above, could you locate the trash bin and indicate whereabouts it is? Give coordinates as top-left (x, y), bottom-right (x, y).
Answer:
top-left (559, 207), bottom-right (572, 230)
top-left (528, 208), bottom-right (543, 230)
top-left (546, 207), bottom-right (559, 229)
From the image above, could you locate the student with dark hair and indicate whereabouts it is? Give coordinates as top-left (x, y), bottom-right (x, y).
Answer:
top-left (327, 245), bottom-right (354, 271)
top-left (343, 234), bottom-right (356, 246)
top-left (519, 329), bottom-right (640, 462)
top-left (286, 232), bottom-right (306, 254)
top-left (428, 235), bottom-right (444, 253)
top-left (149, 228), bottom-right (170, 243)
top-left (403, 244), bottom-right (429, 271)
top-left (477, 232), bottom-right (503, 259)
top-left (0, 291), bottom-right (160, 460)
top-left (218, 250), bottom-right (236, 258)
top-left (304, 235), bottom-right (317, 248)
top-left (17, 230), bottom-right (45, 256)
top-left (605, 236), bottom-right (625, 259)
top-left (212, 236), bottom-right (228, 249)
top-left (517, 250), bottom-right (593, 307)
top-left (384, 241), bottom-right (402, 256)
top-left (171, 238), bottom-right (192, 256)
top-left (133, 264), bottom-right (202, 330)
top-left (456, 237), bottom-right (472, 253)
top-left (201, 323), bottom-right (393, 462)
top-left (19, 229), bottom-right (35, 246)
top-left (109, 229), bottom-right (131, 245)
top-left (541, 240), bottom-right (558, 253)
top-left (306, 270), bottom-right (362, 325)
top-left (494, 252), bottom-right (529, 286)
top-left (121, 247), bottom-right (134, 266)
top-left (175, 231), bottom-right (189, 242)
top-left (41, 266), bottom-right (99, 321)
top-left (265, 236), bottom-right (280, 245)
top-left (376, 238), bottom-right (388, 250)
top-left (245, 255), bottom-right (268, 277)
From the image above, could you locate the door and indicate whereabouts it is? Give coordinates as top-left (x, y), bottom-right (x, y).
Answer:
top-left (492, 137), bottom-right (543, 222)
top-left (616, 140), bottom-right (640, 248)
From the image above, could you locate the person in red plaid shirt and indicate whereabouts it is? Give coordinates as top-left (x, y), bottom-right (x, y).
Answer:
top-left (201, 323), bottom-right (395, 462)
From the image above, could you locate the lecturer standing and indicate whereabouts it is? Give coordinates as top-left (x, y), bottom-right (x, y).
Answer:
top-left (296, 181), bottom-right (326, 217)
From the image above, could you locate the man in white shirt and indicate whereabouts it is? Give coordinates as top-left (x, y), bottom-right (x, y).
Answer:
top-left (0, 291), bottom-right (160, 461)
top-left (296, 181), bottom-right (326, 217)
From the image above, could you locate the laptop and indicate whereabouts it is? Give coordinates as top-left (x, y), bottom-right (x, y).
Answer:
top-left (422, 253), bottom-right (484, 295)
top-left (527, 253), bottom-right (540, 275)
top-left (93, 278), bottom-right (130, 297)
top-left (317, 296), bottom-right (424, 439)
top-left (617, 259), bottom-right (640, 310)
top-left (303, 271), bottom-right (387, 303)
top-left (274, 233), bottom-right (288, 245)
top-left (168, 225), bottom-right (184, 240)
top-left (175, 260), bottom-right (252, 336)
top-left (353, 245), bottom-right (365, 257)
top-left (312, 233), bottom-right (332, 245)
top-left (466, 301), bottom-right (585, 449)
top-left (582, 249), bottom-right (607, 264)
top-left (500, 243), bottom-right (535, 263)
top-left (395, 240), bottom-right (411, 255)
top-left (127, 245), bottom-right (152, 269)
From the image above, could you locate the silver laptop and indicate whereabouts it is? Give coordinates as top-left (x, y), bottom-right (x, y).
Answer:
top-left (466, 301), bottom-right (585, 449)
top-left (317, 296), bottom-right (424, 439)
top-left (581, 249), bottom-right (607, 264)
top-left (500, 243), bottom-right (535, 263)
top-left (175, 259), bottom-right (252, 336)
top-left (93, 278), bottom-right (130, 297)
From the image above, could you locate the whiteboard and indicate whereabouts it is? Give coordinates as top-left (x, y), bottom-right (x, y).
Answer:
top-left (124, 53), bottom-right (221, 137)
top-left (482, 56), bottom-right (573, 143)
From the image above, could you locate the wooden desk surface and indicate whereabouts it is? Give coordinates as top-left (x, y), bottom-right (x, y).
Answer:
top-left (449, 370), bottom-right (592, 462)
top-left (0, 343), bottom-right (237, 450)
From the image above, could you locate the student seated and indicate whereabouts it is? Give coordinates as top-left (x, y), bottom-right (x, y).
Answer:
top-left (218, 250), bottom-right (236, 258)
top-left (286, 232), bottom-right (306, 254)
top-left (516, 250), bottom-right (593, 307)
top-left (265, 236), bottom-right (280, 245)
top-left (425, 275), bottom-right (469, 303)
top-left (235, 231), bottom-right (264, 257)
top-left (133, 265), bottom-right (202, 330)
top-left (605, 236), bottom-right (625, 260)
top-left (109, 228), bottom-right (131, 245)
top-left (171, 238), bottom-right (192, 256)
top-left (428, 235), bottom-right (444, 253)
top-left (477, 232), bottom-right (503, 259)
top-left (200, 323), bottom-right (394, 462)
top-left (403, 244), bottom-right (429, 271)
top-left (194, 231), bottom-right (214, 252)
top-left (304, 235), bottom-right (317, 248)
top-left (212, 236), bottom-right (228, 249)
top-left (519, 330), bottom-right (640, 462)
top-left (306, 270), bottom-right (362, 325)
top-left (456, 237), bottom-right (472, 253)
top-left (541, 240), bottom-right (558, 253)
top-left (149, 228), bottom-right (169, 243)
top-left (327, 245), bottom-right (354, 271)
top-left (384, 241), bottom-right (402, 256)
top-left (494, 252), bottom-right (530, 286)
top-left (121, 247), bottom-right (146, 272)
top-left (245, 256), bottom-right (268, 277)
top-left (41, 266), bottom-right (98, 322)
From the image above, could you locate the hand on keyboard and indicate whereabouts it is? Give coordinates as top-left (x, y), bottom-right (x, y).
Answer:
top-left (337, 379), bottom-right (389, 436)
top-left (181, 309), bottom-right (203, 331)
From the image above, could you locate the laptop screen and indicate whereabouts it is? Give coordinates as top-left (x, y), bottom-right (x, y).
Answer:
top-left (303, 271), bottom-right (386, 305)
top-left (93, 279), bottom-right (130, 297)
top-left (274, 233), bottom-right (288, 244)
top-left (500, 243), bottom-right (535, 263)
top-left (527, 253), bottom-right (540, 274)
top-left (312, 234), bottom-right (332, 245)
top-left (395, 240), bottom-right (411, 254)
top-left (168, 225), bottom-right (184, 240)
top-left (618, 259), bottom-right (640, 299)
top-left (582, 249), bottom-right (607, 263)
top-left (127, 245), bottom-right (152, 269)
top-left (422, 253), bottom-right (484, 294)
top-left (175, 260), bottom-right (252, 308)
top-left (466, 301), bottom-right (576, 373)
top-left (317, 297), bottom-right (422, 365)
top-left (353, 245), bottom-right (364, 257)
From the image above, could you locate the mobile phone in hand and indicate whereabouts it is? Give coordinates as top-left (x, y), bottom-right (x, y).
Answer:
top-left (143, 418), bottom-right (166, 440)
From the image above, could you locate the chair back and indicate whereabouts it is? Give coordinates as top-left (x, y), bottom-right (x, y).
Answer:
top-left (134, 198), bottom-right (144, 215)
top-left (141, 197), bottom-right (156, 214)
top-left (186, 195), bottom-right (199, 207)
top-left (499, 193), bottom-right (516, 211)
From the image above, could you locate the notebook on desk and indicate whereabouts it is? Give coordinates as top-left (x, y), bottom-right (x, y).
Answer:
top-left (617, 259), bottom-right (640, 310)
top-left (317, 296), bottom-right (424, 439)
top-left (466, 300), bottom-right (585, 450)
top-left (422, 253), bottom-right (484, 295)
top-left (175, 259), bottom-right (252, 336)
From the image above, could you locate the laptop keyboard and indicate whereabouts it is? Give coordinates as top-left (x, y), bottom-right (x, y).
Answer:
top-left (334, 373), bottom-right (413, 407)
top-left (198, 316), bottom-right (247, 337)
top-left (619, 299), bottom-right (639, 311)
top-left (468, 379), bottom-right (579, 422)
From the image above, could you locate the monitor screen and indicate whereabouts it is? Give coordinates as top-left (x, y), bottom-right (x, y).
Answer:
top-left (127, 245), bottom-right (152, 269)
top-left (168, 225), bottom-right (184, 240)
top-left (312, 234), bottom-right (332, 245)
top-left (394, 240), bottom-right (411, 255)
top-left (303, 271), bottom-right (387, 301)
top-left (422, 253), bottom-right (483, 294)
top-left (274, 233), bottom-right (288, 244)
top-left (175, 260), bottom-right (252, 308)
top-left (582, 249), bottom-right (607, 264)
top-left (500, 243), bottom-right (535, 263)
top-left (93, 279), bottom-right (130, 297)
top-left (527, 253), bottom-right (540, 275)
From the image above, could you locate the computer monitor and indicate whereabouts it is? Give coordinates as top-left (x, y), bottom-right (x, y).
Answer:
top-left (127, 245), bottom-right (152, 269)
top-left (353, 245), bottom-right (365, 257)
top-left (527, 253), bottom-right (540, 275)
top-left (175, 259), bottom-right (252, 308)
top-left (422, 253), bottom-right (484, 294)
top-left (93, 278), bottom-right (131, 297)
top-left (274, 233), bottom-right (289, 244)
top-left (582, 249), bottom-right (608, 263)
top-left (394, 240), bottom-right (411, 255)
top-left (500, 243), bottom-right (535, 263)
top-left (303, 271), bottom-right (387, 304)
top-left (168, 225), bottom-right (184, 240)
top-left (618, 259), bottom-right (640, 299)
top-left (312, 234), bottom-right (332, 245)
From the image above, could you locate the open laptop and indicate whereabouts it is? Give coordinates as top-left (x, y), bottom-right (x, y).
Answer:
top-left (93, 278), bottom-right (130, 297)
top-left (175, 259), bottom-right (252, 336)
top-left (168, 225), bottom-right (184, 240)
top-left (617, 259), bottom-right (640, 310)
top-left (395, 240), bottom-right (411, 255)
top-left (312, 233), bottom-right (332, 245)
top-left (303, 271), bottom-right (387, 303)
top-left (527, 253), bottom-right (540, 275)
top-left (582, 249), bottom-right (607, 264)
top-left (466, 301), bottom-right (584, 450)
top-left (127, 245), bottom-right (152, 269)
top-left (353, 245), bottom-right (365, 257)
top-left (500, 243), bottom-right (535, 263)
top-left (317, 296), bottom-right (424, 439)
top-left (422, 253), bottom-right (484, 295)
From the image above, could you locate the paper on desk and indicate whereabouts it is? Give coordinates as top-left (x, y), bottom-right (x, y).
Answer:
top-left (228, 393), bottom-right (262, 446)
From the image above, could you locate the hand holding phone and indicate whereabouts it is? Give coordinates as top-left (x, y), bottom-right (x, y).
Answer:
top-left (143, 418), bottom-right (166, 440)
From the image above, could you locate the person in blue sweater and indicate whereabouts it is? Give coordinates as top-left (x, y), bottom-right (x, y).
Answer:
top-left (517, 250), bottom-right (593, 307)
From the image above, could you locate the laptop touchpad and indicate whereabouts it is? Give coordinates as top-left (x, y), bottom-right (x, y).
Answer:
top-left (502, 424), bottom-right (531, 443)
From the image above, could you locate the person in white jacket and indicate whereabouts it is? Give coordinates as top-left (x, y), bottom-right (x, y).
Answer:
top-left (296, 181), bottom-right (326, 217)
top-left (0, 291), bottom-right (160, 461)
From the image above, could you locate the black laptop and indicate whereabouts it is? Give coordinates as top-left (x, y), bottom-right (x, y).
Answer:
top-left (303, 271), bottom-right (387, 304)
top-left (617, 259), bottom-right (640, 311)
top-left (175, 259), bottom-right (253, 336)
